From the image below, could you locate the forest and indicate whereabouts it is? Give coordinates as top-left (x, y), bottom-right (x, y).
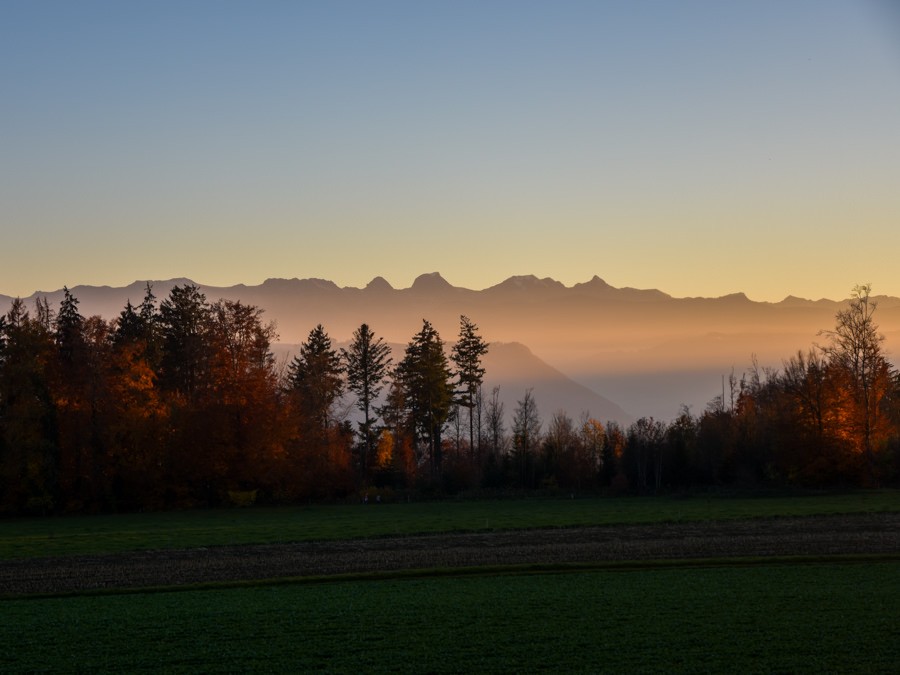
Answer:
top-left (1, 282), bottom-right (899, 515)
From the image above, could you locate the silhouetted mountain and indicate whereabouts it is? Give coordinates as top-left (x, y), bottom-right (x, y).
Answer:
top-left (3, 274), bottom-right (899, 421)
top-left (408, 272), bottom-right (461, 295)
top-left (364, 276), bottom-right (394, 292)
top-left (272, 341), bottom-right (633, 426)
top-left (482, 342), bottom-right (632, 425)
top-left (486, 275), bottom-right (567, 295)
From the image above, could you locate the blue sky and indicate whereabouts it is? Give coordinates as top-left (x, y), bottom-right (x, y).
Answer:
top-left (2, 0), bottom-right (899, 300)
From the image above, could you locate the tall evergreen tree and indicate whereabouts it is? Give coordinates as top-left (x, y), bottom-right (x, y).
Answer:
top-left (113, 300), bottom-right (143, 346)
top-left (287, 324), bottom-right (344, 433)
top-left (54, 286), bottom-right (85, 367)
top-left (397, 320), bottom-right (454, 476)
top-left (114, 284), bottom-right (159, 352)
top-left (451, 315), bottom-right (488, 458)
top-left (342, 323), bottom-right (392, 478)
top-left (158, 285), bottom-right (210, 398)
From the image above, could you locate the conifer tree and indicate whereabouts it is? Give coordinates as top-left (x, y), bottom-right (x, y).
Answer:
top-left (451, 315), bottom-right (488, 458)
top-left (113, 300), bottom-right (143, 346)
top-left (287, 324), bottom-right (344, 433)
top-left (55, 286), bottom-right (85, 367)
top-left (397, 320), bottom-right (454, 476)
top-left (342, 324), bottom-right (392, 477)
top-left (158, 284), bottom-right (210, 397)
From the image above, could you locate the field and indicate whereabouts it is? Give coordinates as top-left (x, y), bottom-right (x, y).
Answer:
top-left (2, 492), bottom-right (900, 672)
top-left (2, 490), bottom-right (897, 559)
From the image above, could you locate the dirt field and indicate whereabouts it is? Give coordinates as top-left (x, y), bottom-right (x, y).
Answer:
top-left (2, 512), bottom-right (898, 597)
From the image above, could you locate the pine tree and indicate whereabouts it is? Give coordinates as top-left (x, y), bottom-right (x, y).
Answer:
top-left (342, 324), bottom-right (392, 478)
top-left (397, 320), bottom-right (454, 477)
top-left (158, 285), bottom-right (210, 398)
top-left (287, 324), bottom-right (344, 433)
top-left (113, 300), bottom-right (143, 346)
top-left (55, 286), bottom-right (85, 367)
top-left (451, 315), bottom-right (488, 459)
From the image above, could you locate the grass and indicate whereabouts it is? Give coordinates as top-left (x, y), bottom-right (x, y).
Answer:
top-left (2, 490), bottom-right (898, 560)
top-left (4, 561), bottom-right (898, 672)
top-left (4, 492), bottom-right (897, 672)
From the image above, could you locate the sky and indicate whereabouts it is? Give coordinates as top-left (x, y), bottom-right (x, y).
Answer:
top-left (2, 0), bottom-right (899, 302)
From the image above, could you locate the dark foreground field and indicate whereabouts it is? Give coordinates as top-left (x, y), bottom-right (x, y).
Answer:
top-left (3, 512), bottom-right (898, 597)
top-left (3, 496), bottom-right (900, 672)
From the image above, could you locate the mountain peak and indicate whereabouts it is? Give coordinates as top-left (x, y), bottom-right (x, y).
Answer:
top-left (488, 275), bottom-right (566, 293)
top-left (303, 278), bottom-right (340, 291)
top-left (365, 276), bottom-right (394, 292)
top-left (262, 277), bottom-right (301, 288)
top-left (573, 275), bottom-right (614, 292)
top-left (410, 272), bottom-right (455, 292)
top-left (716, 292), bottom-right (751, 303)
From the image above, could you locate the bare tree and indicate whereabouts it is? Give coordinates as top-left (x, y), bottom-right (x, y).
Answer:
top-left (512, 389), bottom-right (542, 487)
top-left (484, 386), bottom-right (506, 458)
top-left (819, 284), bottom-right (894, 477)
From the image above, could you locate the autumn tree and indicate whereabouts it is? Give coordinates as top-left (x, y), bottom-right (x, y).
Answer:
top-left (578, 415), bottom-right (606, 488)
top-left (397, 320), bottom-right (454, 477)
top-left (451, 315), bottom-right (489, 459)
top-left (342, 323), bottom-right (392, 478)
top-left (205, 300), bottom-right (280, 493)
top-left (100, 284), bottom-right (168, 507)
top-left (376, 375), bottom-right (417, 486)
top-left (819, 284), bottom-right (895, 480)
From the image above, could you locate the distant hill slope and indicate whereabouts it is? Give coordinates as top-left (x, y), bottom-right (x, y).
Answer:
top-left (272, 341), bottom-right (633, 427)
top-left (481, 342), bottom-right (632, 425)
top-left (3, 273), bottom-right (898, 421)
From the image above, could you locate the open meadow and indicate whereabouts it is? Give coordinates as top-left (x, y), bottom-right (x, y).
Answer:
top-left (2, 492), bottom-right (899, 672)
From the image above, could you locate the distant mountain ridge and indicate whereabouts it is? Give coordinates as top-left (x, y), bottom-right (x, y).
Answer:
top-left (3, 273), bottom-right (899, 421)
top-left (3, 272), bottom-right (896, 312)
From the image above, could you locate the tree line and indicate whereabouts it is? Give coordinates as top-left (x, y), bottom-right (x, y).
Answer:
top-left (1, 283), bottom-right (898, 514)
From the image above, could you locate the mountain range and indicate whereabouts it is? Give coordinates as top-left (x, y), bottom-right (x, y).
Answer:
top-left (3, 274), bottom-right (899, 422)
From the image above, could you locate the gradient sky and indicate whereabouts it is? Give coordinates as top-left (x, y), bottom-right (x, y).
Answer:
top-left (2, 0), bottom-right (899, 301)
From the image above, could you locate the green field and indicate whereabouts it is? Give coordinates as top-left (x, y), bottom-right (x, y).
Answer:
top-left (2, 490), bottom-right (898, 559)
top-left (4, 561), bottom-right (899, 672)
top-left (3, 492), bottom-right (898, 672)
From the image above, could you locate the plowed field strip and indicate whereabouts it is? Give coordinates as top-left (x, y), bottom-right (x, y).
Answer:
top-left (3, 512), bottom-right (898, 597)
